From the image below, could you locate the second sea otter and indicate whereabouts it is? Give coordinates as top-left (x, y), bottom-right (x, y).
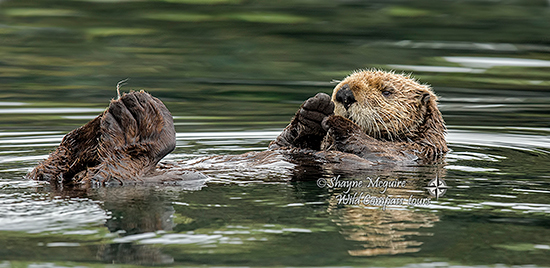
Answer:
top-left (28, 70), bottom-right (448, 186)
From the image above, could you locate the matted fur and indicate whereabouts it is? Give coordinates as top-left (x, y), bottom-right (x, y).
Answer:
top-left (329, 69), bottom-right (448, 160)
top-left (272, 69), bottom-right (448, 162)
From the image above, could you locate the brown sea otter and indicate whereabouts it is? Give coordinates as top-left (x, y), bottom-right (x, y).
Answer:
top-left (271, 70), bottom-right (447, 161)
top-left (27, 70), bottom-right (448, 186)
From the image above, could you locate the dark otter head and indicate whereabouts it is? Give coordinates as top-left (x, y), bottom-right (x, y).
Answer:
top-left (331, 70), bottom-right (448, 158)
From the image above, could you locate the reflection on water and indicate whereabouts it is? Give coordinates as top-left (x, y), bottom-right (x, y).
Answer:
top-left (333, 206), bottom-right (439, 256)
top-left (1, 97), bottom-right (550, 266)
top-left (0, 108), bottom-right (104, 114)
top-left (444, 57), bottom-right (550, 68)
top-left (448, 129), bottom-right (550, 153)
top-left (324, 166), bottom-right (446, 257)
top-left (1, 0), bottom-right (550, 266)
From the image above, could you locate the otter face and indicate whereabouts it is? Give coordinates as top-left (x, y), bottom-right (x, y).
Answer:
top-left (332, 70), bottom-right (437, 141)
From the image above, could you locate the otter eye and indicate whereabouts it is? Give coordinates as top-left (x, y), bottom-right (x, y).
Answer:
top-left (382, 91), bottom-right (392, 97)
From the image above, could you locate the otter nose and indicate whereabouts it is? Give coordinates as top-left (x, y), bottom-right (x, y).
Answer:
top-left (335, 84), bottom-right (356, 110)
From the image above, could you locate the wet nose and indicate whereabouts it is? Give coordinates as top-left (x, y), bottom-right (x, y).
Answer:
top-left (335, 84), bottom-right (356, 110)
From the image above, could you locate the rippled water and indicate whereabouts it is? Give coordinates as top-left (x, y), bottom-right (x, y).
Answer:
top-left (1, 0), bottom-right (550, 267)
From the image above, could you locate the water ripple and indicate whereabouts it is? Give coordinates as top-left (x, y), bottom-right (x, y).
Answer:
top-left (176, 131), bottom-right (280, 140)
top-left (0, 108), bottom-right (104, 114)
top-left (448, 128), bottom-right (550, 151)
top-left (0, 193), bottom-right (108, 233)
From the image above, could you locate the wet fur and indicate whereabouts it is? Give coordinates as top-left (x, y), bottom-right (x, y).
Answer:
top-left (28, 91), bottom-right (176, 187)
top-left (272, 70), bottom-right (448, 162)
top-left (28, 70), bottom-right (447, 186)
top-left (328, 70), bottom-right (448, 161)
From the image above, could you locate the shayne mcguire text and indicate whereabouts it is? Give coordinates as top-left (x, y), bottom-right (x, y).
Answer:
top-left (317, 176), bottom-right (432, 210)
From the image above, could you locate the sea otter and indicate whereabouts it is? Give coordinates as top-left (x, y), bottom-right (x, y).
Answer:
top-left (27, 70), bottom-right (448, 186)
top-left (270, 70), bottom-right (447, 162)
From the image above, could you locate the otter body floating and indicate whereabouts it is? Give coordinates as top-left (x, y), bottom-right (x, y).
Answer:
top-left (27, 70), bottom-right (448, 187)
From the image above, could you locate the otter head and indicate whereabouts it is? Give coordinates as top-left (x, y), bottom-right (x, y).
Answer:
top-left (332, 70), bottom-right (447, 154)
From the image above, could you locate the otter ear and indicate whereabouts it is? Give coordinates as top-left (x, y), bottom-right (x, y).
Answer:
top-left (421, 92), bottom-right (431, 105)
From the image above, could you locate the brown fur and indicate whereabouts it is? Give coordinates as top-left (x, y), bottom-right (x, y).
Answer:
top-left (269, 93), bottom-right (334, 151)
top-left (27, 70), bottom-right (447, 186)
top-left (272, 69), bottom-right (448, 162)
top-left (321, 115), bottom-right (419, 163)
top-left (27, 91), bottom-right (176, 186)
top-left (327, 70), bottom-right (448, 161)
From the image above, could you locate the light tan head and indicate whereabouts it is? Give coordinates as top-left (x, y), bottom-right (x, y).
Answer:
top-left (332, 70), bottom-right (446, 146)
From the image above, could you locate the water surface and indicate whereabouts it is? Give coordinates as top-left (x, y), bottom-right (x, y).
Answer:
top-left (1, 0), bottom-right (550, 267)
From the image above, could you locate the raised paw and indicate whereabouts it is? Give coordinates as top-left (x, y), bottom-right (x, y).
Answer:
top-left (297, 93), bottom-right (335, 134)
top-left (270, 93), bottom-right (334, 150)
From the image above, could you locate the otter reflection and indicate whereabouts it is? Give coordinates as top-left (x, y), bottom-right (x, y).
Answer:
top-left (96, 187), bottom-right (176, 265)
top-left (49, 181), bottom-right (206, 265)
top-left (322, 165), bottom-right (446, 256)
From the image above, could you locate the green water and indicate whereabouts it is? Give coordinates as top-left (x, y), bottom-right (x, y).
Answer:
top-left (1, 0), bottom-right (550, 267)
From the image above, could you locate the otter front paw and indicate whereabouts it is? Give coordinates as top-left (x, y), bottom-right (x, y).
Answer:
top-left (322, 115), bottom-right (363, 139)
top-left (298, 93), bottom-right (335, 133)
top-left (270, 93), bottom-right (334, 150)
top-left (321, 115), bottom-right (374, 153)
